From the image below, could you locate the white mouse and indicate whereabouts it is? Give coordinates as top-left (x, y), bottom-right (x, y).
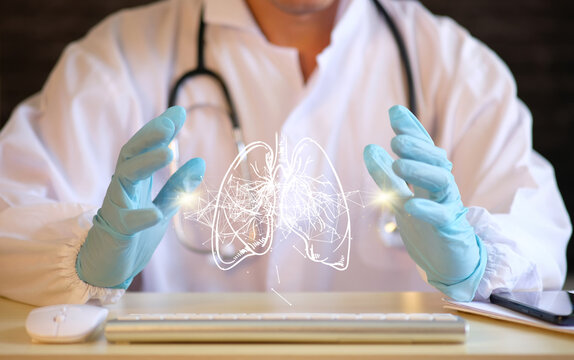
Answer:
top-left (25, 304), bottom-right (109, 343)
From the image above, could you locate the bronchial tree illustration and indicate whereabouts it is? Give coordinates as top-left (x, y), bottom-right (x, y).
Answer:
top-left (185, 135), bottom-right (352, 271)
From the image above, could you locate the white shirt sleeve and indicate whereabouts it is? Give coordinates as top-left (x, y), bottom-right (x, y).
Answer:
top-left (0, 11), bottom-right (145, 306)
top-left (398, 1), bottom-right (571, 299)
top-left (0, 191), bottom-right (124, 306)
top-left (0, 0), bottom-right (201, 306)
top-left (0, 89), bottom-right (127, 305)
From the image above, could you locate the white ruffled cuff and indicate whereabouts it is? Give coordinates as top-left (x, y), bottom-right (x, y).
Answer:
top-left (467, 206), bottom-right (541, 301)
top-left (57, 213), bottom-right (125, 305)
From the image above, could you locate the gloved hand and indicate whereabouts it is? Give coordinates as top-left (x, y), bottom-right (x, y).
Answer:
top-left (363, 105), bottom-right (487, 301)
top-left (76, 106), bottom-right (205, 289)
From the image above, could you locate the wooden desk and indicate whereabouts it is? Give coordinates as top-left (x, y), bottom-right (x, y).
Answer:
top-left (1, 292), bottom-right (573, 359)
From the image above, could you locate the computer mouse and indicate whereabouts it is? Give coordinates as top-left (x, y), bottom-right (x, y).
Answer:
top-left (25, 304), bottom-right (109, 343)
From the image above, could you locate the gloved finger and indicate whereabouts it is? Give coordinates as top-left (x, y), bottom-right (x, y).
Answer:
top-left (154, 157), bottom-right (206, 217)
top-left (363, 144), bottom-right (412, 199)
top-left (113, 147), bottom-right (173, 202)
top-left (391, 135), bottom-right (452, 171)
top-left (403, 198), bottom-right (464, 228)
top-left (392, 159), bottom-right (460, 203)
top-left (389, 105), bottom-right (433, 144)
top-left (119, 106), bottom-right (186, 162)
top-left (97, 202), bottom-right (163, 235)
top-left (118, 147), bottom-right (173, 183)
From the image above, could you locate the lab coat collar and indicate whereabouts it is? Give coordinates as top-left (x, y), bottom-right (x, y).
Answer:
top-left (315, 0), bottom-right (372, 70)
top-left (204, 0), bottom-right (261, 34)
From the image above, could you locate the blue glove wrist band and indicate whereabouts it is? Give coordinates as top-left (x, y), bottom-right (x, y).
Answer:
top-left (428, 235), bottom-right (488, 301)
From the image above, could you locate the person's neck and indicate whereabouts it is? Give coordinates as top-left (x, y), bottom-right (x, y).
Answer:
top-left (246, 0), bottom-right (340, 83)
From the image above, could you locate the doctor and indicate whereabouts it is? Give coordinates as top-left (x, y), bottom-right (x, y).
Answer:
top-left (0, 0), bottom-right (570, 306)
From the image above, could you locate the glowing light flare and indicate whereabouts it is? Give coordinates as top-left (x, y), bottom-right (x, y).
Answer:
top-left (383, 221), bottom-right (397, 234)
top-left (177, 191), bottom-right (200, 208)
top-left (374, 190), bottom-right (400, 209)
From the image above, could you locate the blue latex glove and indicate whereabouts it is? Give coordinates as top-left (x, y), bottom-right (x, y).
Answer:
top-left (363, 105), bottom-right (487, 301)
top-left (76, 106), bottom-right (205, 289)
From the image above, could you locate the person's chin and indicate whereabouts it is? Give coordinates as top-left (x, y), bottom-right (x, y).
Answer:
top-left (270, 0), bottom-right (337, 15)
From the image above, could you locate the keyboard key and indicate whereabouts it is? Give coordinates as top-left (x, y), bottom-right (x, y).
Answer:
top-left (408, 313), bottom-right (434, 321)
top-left (308, 313), bottom-right (337, 320)
top-left (384, 313), bottom-right (409, 321)
top-left (432, 313), bottom-right (459, 322)
top-left (333, 314), bottom-right (359, 320)
top-left (212, 313), bottom-right (242, 320)
top-left (260, 313), bottom-right (288, 320)
top-left (358, 313), bottom-right (386, 320)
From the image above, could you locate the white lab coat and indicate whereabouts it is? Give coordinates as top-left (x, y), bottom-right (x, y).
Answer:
top-left (0, 0), bottom-right (570, 306)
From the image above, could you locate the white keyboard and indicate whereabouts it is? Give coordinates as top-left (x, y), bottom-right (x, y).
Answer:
top-left (105, 312), bottom-right (468, 343)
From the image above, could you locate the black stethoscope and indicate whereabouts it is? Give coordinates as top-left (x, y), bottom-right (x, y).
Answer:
top-left (168, 0), bottom-right (416, 256)
top-left (168, 0), bottom-right (417, 128)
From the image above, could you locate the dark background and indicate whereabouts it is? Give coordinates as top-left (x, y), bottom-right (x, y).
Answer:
top-left (1, 0), bottom-right (573, 275)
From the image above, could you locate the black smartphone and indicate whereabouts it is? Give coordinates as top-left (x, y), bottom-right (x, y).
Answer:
top-left (490, 290), bottom-right (574, 326)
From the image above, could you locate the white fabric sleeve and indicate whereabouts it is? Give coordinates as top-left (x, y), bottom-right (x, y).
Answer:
top-left (0, 61), bottom-right (131, 305)
top-left (0, 16), bottom-right (140, 306)
top-left (0, 0), bottom-right (197, 306)
top-left (0, 200), bottom-right (124, 306)
top-left (402, 3), bottom-right (572, 300)
top-left (469, 149), bottom-right (571, 300)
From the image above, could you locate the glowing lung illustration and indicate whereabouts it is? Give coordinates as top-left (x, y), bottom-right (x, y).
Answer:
top-left (277, 138), bottom-right (351, 270)
top-left (211, 137), bottom-right (351, 271)
top-left (211, 141), bottom-right (279, 270)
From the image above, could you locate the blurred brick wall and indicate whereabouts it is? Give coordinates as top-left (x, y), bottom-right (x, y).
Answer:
top-left (0, 0), bottom-right (157, 122)
top-left (1, 0), bottom-right (573, 272)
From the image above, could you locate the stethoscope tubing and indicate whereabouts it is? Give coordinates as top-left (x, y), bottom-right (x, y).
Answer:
top-left (168, 0), bottom-right (416, 257)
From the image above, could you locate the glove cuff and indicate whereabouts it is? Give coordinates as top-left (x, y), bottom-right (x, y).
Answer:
top-left (76, 215), bottom-right (138, 288)
top-left (110, 276), bottom-right (134, 289)
top-left (429, 235), bottom-right (488, 301)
